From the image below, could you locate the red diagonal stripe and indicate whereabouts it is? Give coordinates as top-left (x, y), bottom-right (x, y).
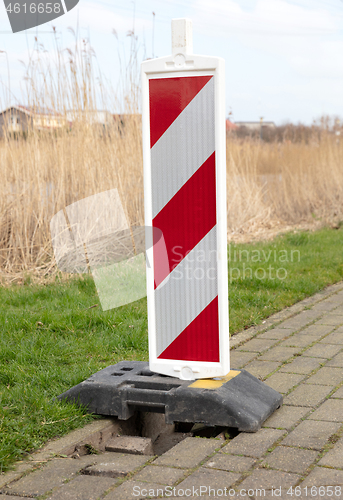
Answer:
top-left (152, 152), bottom-right (216, 289)
top-left (149, 75), bottom-right (213, 148)
top-left (157, 296), bottom-right (219, 362)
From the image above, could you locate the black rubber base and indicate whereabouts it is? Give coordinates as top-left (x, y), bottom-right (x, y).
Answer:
top-left (58, 361), bottom-right (283, 432)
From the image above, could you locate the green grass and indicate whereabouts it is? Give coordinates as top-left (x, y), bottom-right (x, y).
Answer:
top-left (1, 227), bottom-right (343, 471)
top-left (0, 278), bottom-right (148, 473)
top-left (228, 227), bottom-right (343, 331)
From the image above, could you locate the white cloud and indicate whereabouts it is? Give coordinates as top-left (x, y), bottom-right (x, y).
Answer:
top-left (194, 0), bottom-right (338, 36)
top-left (262, 79), bottom-right (343, 105)
top-left (193, 0), bottom-right (343, 79)
top-left (289, 40), bottom-right (343, 79)
top-left (56, 2), bottom-right (151, 35)
top-left (0, 0), bottom-right (12, 32)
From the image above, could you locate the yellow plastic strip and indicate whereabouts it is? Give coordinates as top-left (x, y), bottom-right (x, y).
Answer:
top-left (189, 370), bottom-right (241, 389)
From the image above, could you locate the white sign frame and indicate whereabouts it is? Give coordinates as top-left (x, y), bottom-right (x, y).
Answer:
top-left (141, 19), bottom-right (229, 380)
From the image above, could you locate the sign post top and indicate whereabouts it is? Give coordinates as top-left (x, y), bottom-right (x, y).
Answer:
top-left (171, 18), bottom-right (193, 56)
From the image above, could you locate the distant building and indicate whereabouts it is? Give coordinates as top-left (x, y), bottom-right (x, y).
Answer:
top-left (66, 109), bottom-right (113, 127)
top-left (0, 105), bottom-right (65, 137)
top-left (226, 119), bottom-right (238, 132)
top-left (235, 121), bottom-right (276, 131)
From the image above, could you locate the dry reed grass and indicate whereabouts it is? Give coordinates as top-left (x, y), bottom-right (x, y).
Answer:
top-left (0, 29), bottom-right (144, 283)
top-left (0, 119), bottom-right (144, 282)
top-left (226, 133), bottom-right (343, 242)
top-left (0, 32), bottom-right (342, 283)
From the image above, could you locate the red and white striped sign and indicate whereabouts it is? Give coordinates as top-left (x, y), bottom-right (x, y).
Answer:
top-left (142, 19), bottom-right (229, 380)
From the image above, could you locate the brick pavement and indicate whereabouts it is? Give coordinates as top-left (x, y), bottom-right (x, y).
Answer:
top-left (1, 282), bottom-right (343, 499)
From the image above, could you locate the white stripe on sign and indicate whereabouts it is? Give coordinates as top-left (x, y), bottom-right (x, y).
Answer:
top-left (151, 78), bottom-right (215, 219)
top-left (155, 225), bottom-right (218, 357)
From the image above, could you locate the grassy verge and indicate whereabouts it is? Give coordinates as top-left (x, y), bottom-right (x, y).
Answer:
top-left (228, 227), bottom-right (343, 331)
top-left (1, 227), bottom-right (343, 471)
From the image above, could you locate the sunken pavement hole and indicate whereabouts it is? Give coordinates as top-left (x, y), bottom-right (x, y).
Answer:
top-left (72, 411), bottom-right (237, 459)
top-left (77, 414), bottom-right (238, 478)
top-left (67, 414), bottom-right (237, 478)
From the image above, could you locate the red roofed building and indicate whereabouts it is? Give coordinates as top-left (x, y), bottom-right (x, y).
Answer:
top-left (226, 119), bottom-right (238, 132)
top-left (0, 105), bottom-right (65, 138)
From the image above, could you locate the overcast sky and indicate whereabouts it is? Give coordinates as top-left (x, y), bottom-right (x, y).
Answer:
top-left (0, 0), bottom-right (342, 124)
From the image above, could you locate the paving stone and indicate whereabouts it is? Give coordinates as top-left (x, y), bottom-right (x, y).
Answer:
top-left (46, 475), bottom-right (117, 500)
top-left (3, 459), bottom-right (85, 497)
top-left (318, 437), bottom-right (343, 467)
top-left (230, 350), bottom-right (257, 368)
top-left (177, 467), bottom-right (240, 491)
top-left (261, 446), bottom-right (318, 474)
top-left (105, 436), bottom-right (153, 455)
top-left (103, 480), bottom-right (167, 500)
top-left (278, 311), bottom-right (322, 330)
top-left (319, 332), bottom-right (343, 344)
top-left (259, 328), bottom-right (294, 340)
top-left (284, 384), bottom-right (334, 407)
top-left (221, 428), bottom-right (285, 458)
top-left (305, 367), bottom-right (343, 386)
top-left (82, 462), bottom-right (126, 478)
top-left (281, 420), bottom-right (341, 450)
top-left (299, 323), bottom-right (334, 338)
top-left (133, 465), bottom-right (186, 485)
top-left (244, 360), bottom-right (280, 380)
top-left (154, 437), bottom-right (220, 468)
top-left (326, 352), bottom-right (343, 367)
top-left (204, 454), bottom-right (256, 473)
top-left (0, 474), bottom-right (21, 490)
top-left (264, 372), bottom-right (305, 394)
top-left (259, 346), bottom-right (300, 362)
top-left (279, 356), bottom-right (327, 375)
top-left (308, 399), bottom-right (343, 422)
top-left (301, 467), bottom-right (343, 487)
top-left (303, 344), bottom-right (343, 359)
top-left (0, 462), bottom-right (34, 489)
top-left (263, 405), bottom-right (309, 430)
top-left (0, 495), bottom-right (28, 499)
top-left (316, 315), bottom-right (343, 326)
top-left (280, 335), bottom-right (319, 348)
top-left (315, 291), bottom-right (343, 302)
top-left (82, 456), bottom-right (153, 478)
top-left (237, 338), bottom-right (278, 352)
top-left (274, 318), bottom-right (303, 330)
top-left (0, 472), bottom-right (26, 490)
top-left (299, 324), bottom-right (334, 338)
top-left (311, 300), bottom-right (342, 312)
top-left (79, 452), bottom-right (153, 473)
top-left (238, 469), bottom-right (300, 492)
top-left (331, 386), bottom-right (343, 398)
top-left (31, 419), bottom-right (120, 461)
top-left (328, 306), bottom-right (343, 315)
